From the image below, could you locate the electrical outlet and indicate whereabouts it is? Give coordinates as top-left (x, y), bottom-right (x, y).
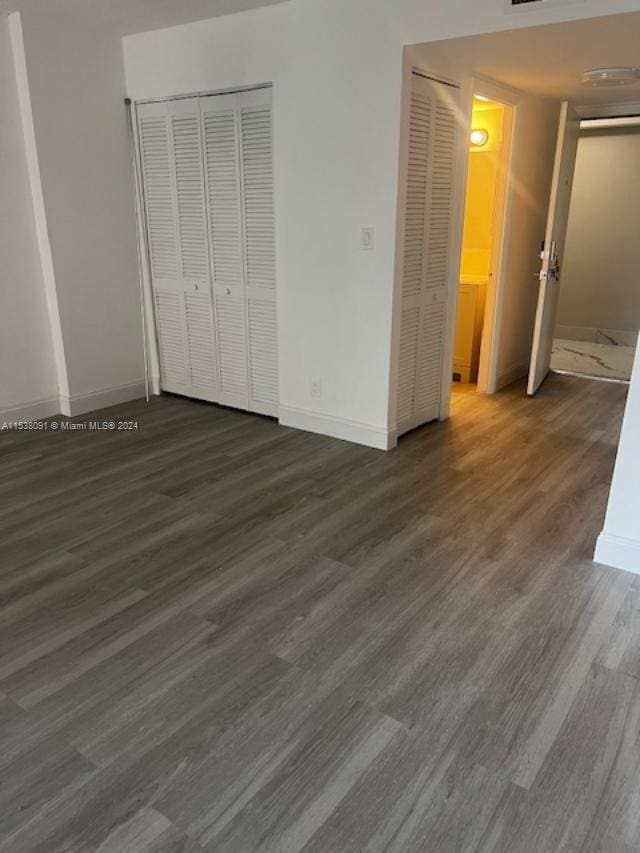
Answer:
top-left (310, 378), bottom-right (322, 399)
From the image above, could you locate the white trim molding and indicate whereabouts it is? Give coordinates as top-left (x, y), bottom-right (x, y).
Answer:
top-left (279, 405), bottom-right (396, 451)
top-left (59, 381), bottom-right (147, 417)
top-left (595, 533), bottom-right (640, 576)
top-left (0, 397), bottom-right (60, 424)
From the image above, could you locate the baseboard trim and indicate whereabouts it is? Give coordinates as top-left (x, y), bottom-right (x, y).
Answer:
top-left (279, 405), bottom-right (396, 451)
top-left (0, 396), bottom-right (60, 424)
top-left (60, 381), bottom-right (147, 417)
top-left (595, 532), bottom-right (640, 576)
top-left (495, 362), bottom-right (528, 392)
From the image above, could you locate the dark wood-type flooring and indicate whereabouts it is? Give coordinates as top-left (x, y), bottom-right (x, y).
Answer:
top-left (0, 375), bottom-right (636, 852)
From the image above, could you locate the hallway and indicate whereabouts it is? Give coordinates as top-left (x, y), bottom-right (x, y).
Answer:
top-left (0, 375), bottom-right (635, 852)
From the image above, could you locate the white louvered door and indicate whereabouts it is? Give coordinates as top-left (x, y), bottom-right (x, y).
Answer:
top-left (138, 98), bottom-right (218, 402)
top-left (238, 89), bottom-right (278, 417)
top-left (397, 72), bottom-right (459, 437)
top-left (201, 93), bottom-right (249, 411)
top-left (139, 88), bottom-right (278, 415)
top-left (201, 88), bottom-right (278, 417)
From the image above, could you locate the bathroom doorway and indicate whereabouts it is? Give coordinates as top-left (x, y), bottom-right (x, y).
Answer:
top-left (453, 90), bottom-right (514, 393)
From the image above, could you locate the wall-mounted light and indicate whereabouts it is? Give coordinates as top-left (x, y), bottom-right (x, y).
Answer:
top-left (470, 128), bottom-right (489, 147)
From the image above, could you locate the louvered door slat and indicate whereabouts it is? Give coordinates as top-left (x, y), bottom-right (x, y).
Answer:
top-left (173, 114), bottom-right (209, 281)
top-left (139, 116), bottom-right (178, 280)
top-left (185, 292), bottom-right (217, 391)
top-left (397, 307), bottom-right (420, 425)
top-left (155, 291), bottom-right (188, 387)
top-left (247, 295), bottom-right (278, 414)
top-left (202, 107), bottom-right (243, 289)
top-left (425, 103), bottom-right (456, 290)
top-left (215, 294), bottom-right (248, 398)
top-left (403, 92), bottom-right (431, 300)
top-left (415, 301), bottom-right (446, 417)
top-left (240, 103), bottom-right (276, 290)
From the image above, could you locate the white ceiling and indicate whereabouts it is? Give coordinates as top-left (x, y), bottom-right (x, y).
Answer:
top-left (0, 0), bottom-right (287, 35)
top-left (412, 12), bottom-right (640, 109)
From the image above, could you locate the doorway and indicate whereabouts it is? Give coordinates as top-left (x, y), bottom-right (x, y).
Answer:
top-left (550, 119), bottom-right (640, 384)
top-left (392, 11), bottom-right (640, 443)
top-left (453, 93), bottom-right (513, 393)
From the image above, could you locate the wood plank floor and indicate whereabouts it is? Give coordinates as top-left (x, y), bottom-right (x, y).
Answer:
top-left (0, 374), bottom-right (636, 852)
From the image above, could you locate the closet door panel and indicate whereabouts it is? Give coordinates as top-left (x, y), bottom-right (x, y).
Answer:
top-left (201, 93), bottom-right (249, 410)
top-left (155, 291), bottom-right (188, 388)
top-left (139, 102), bottom-right (187, 395)
top-left (415, 295), bottom-right (447, 420)
top-left (396, 74), bottom-right (458, 437)
top-left (139, 99), bottom-right (218, 402)
top-left (214, 293), bottom-right (248, 398)
top-left (170, 98), bottom-right (218, 400)
top-left (397, 306), bottom-right (421, 426)
top-left (247, 291), bottom-right (278, 415)
top-left (238, 88), bottom-right (279, 416)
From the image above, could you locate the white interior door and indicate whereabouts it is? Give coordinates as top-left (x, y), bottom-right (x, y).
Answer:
top-left (527, 101), bottom-right (580, 396)
top-left (138, 98), bottom-right (218, 402)
top-left (396, 71), bottom-right (459, 436)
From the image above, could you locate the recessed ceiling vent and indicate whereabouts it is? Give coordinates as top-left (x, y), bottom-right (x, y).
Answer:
top-left (506, 0), bottom-right (586, 11)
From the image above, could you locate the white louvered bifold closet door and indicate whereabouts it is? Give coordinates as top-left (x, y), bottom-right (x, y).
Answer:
top-left (201, 88), bottom-right (278, 417)
top-left (138, 98), bottom-right (218, 402)
top-left (397, 72), bottom-right (459, 436)
top-left (238, 89), bottom-right (278, 417)
top-left (200, 92), bottom-right (249, 411)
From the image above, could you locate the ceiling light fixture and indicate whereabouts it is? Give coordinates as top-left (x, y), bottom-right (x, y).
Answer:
top-left (470, 128), bottom-right (489, 147)
top-left (581, 67), bottom-right (640, 88)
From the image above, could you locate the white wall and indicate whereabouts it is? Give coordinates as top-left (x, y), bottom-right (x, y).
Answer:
top-left (558, 127), bottom-right (640, 340)
top-left (124, 0), bottom-right (637, 444)
top-left (19, 8), bottom-right (145, 413)
top-left (596, 339), bottom-right (640, 573)
top-left (0, 14), bottom-right (58, 421)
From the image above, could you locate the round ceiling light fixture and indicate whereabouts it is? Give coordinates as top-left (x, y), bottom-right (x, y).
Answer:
top-left (581, 67), bottom-right (640, 88)
top-left (470, 128), bottom-right (489, 147)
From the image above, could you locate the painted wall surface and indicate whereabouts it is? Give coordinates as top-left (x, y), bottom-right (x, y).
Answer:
top-left (558, 128), bottom-right (640, 337)
top-left (124, 0), bottom-right (618, 433)
top-left (0, 15), bottom-right (57, 419)
top-left (596, 338), bottom-right (640, 573)
top-left (19, 9), bottom-right (145, 405)
top-left (462, 102), bottom-right (505, 280)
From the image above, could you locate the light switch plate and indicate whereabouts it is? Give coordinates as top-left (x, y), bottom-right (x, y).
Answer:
top-left (361, 227), bottom-right (374, 251)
